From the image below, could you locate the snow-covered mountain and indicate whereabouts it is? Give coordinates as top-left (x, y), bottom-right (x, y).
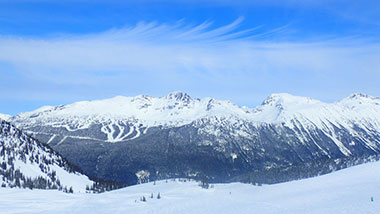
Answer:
top-left (12, 92), bottom-right (380, 144)
top-left (0, 114), bottom-right (10, 121)
top-left (12, 91), bottom-right (252, 142)
top-left (0, 119), bottom-right (93, 192)
top-left (10, 92), bottom-right (380, 184)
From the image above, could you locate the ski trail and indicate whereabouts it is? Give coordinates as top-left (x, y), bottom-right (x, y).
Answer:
top-left (121, 126), bottom-right (134, 141)
top-left (129, 126), bottom-right (141, 140)
top-left (143, 127), bottom-right (149, 134)
top-left (114, 122), bottom-right (125, 142)
top-left (101, 123), bottom-right (117, 142)
top-left (56, 136), bottom-right (68, 146)
top-left (46, 135), bottom-right (56, 144)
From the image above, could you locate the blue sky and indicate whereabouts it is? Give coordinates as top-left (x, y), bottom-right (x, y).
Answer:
top-left (1, 0), bottom-right (380, 115)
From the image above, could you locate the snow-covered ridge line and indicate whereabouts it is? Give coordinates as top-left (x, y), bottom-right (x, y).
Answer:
top-left (10, 91), bottom-right (380, 143)
top-left (13, 91), bottom-right (249, 126)
top-left (0, 114), bottom-right (11, 121)
top-left (12, 91), bottom-right (380, 121)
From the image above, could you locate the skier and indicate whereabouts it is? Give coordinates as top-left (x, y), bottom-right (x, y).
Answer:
top-left (371, 197), bottom-right (374, 202)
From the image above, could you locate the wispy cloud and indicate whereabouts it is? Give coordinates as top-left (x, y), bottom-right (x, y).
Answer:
top-left (0, 18), bottom-right (379, 80)
top-left (1, 18), bottom-right (380, 108)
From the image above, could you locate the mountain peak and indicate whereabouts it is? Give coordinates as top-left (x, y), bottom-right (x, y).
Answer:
top-left (164, 91), bottom-right (192, 103)
top-left (0, 113), bottom-right (11, 121)
top-left (261, 93), bottom-right (319, 106)
top-left (339, 93), bottom-right (380, 106)
top-left (346, 93), bottom-right (376, 100)
top-left (262, 93), bottom-right (292, 105)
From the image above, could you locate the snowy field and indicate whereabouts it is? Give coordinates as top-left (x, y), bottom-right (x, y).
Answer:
top-left (1, 161), bottom-right (380, 214)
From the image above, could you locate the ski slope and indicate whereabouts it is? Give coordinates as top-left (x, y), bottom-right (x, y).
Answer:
top-left (1, 160), bottom-right (380, 214)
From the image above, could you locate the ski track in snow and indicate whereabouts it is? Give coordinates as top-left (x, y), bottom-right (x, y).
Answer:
top-left (121, 125), bottom-right (134, 141)
top-left (56, 136), bottom-right (67, 146)
top-left (1, 160), bottom-right (380, 214)
top-left (114, 122), bottom-right (124, 141)
top-left (143, 127), bottom-right (149, 134)
top-left (100, 122), bottom-right (142, 142)
top-left (129, 125), bottom-right (141, 140)
top-left (46, 134), bottom-right (56, 144)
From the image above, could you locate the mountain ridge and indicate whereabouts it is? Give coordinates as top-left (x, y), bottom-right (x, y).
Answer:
top-left (14, 92), bottom-right (378, 119)
top-left (11, 92), bottom-right (380, 143)
top-left (0, 114), bottom-right (11, 121)
top-left (7, 92), bottom-right (380, 184)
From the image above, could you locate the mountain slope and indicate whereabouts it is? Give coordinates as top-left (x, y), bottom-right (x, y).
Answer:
top-left (10, 92), bottom-right (380, 184)
top-left (1, 160), bottom-right (380, 214)
top-left (0, 114), bottom-right (10, 121)
top-left (0, 119), bottom-right (93, 192)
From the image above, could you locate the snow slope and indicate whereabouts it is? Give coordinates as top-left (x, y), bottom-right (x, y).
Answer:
top-left (0, 120), bottom-right (93, 192)
top-left (1, 160), bottom-right (380, 214)
top-left (13, 91), bottom-right (249, 128)
top-left (0, 113), bottom-right (10, 121)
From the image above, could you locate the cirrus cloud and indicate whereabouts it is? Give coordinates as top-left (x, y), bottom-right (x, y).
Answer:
top-left (1, 18), bottom-right (380, 111)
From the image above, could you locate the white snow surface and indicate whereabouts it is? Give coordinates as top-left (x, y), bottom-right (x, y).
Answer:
top-left (10, 158), bottom-right (92, 192)
top-left (14, 91), bottom-right (251, 127)
top-left (1, 160), bottom-right (380, 214)
top-left (0, 122), bottom-right (93, 192)
top-left (0, 113), bottom-right (11, 121)
top-left (12, 92), bottom-right (380, 143)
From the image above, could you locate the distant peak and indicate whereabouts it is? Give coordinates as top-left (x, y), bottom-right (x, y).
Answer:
top-left (347, 93), bottom-right (373, 100)
top-left (261, 93), bottom-right (319, 106)
top-left (262, 93), bottom-right (297, 104)
top-left (340, 93), bottom-right (380, 105)
top-left (131, 94), bottom-right (153, 101)
top-left (0, 113), bottom-right (11, 121)
top-left (164, 91), bottom-right (192, 102)
top-left (112, 95), bottom-right (128, 99)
